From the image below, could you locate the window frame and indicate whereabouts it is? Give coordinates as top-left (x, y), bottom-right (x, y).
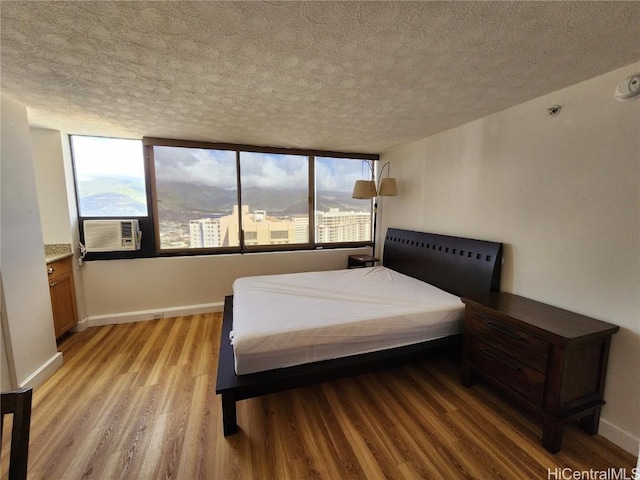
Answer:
top-left (237, 149), bottom-right (314, 253)
top-left (70, 135), bottom-right (157, 261)
top-left (313, 155), bottom-right (377, 249)
top-left (144, 137), bottom-right (378, 256)
top-left (70, 135), bottom-right (379, 260)
top-left (146, 139), bottom-right (243, 255)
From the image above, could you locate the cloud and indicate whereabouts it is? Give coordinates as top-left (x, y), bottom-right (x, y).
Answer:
top-left (316, 156), bottom-right (368, 192)
top-left (240, 152), bottom-right (308, 189)
top-left (153, 147), bottom-right (367, 192)
top-left (154, 146), bottom-right (237, 188)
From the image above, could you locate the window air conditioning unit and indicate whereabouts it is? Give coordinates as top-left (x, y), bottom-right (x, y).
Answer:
top-left (83, 219), bottom-right (142, 252)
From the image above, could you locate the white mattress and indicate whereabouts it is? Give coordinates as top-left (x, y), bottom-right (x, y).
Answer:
top-left (231, 266), bottom-right (464, 375)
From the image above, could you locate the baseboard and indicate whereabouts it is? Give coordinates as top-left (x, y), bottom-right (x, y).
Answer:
top-left (599, 417), bottom-right (640, 456)
top-left (74, 317), bottom-right (89, 332)
top-left (18, 352), bottom-right (64, 389)
top-left (86, 302), bottom-right (224, 327)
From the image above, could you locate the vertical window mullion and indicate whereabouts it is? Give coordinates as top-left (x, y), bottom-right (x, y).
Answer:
top-left (236, 150), bottom-right (244, 252)
top-left (309, 155), bottom-right (315, 245)
top-left (68, 136), bottom-right (82, 223)
top-left (146, 145), bottom-right (162, 255)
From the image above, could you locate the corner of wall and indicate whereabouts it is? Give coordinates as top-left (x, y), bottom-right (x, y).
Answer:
top-left (2, 94), bottom-right (61, 388)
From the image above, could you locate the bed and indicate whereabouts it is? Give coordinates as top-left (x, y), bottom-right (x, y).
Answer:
top-left (215, 228), bottom-right (503, 436)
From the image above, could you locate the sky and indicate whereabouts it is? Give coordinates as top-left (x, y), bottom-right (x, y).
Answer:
top-left (72, 136), bottom-right (145, 181)
top-left (71, 136), bottom-right (373, 192)
top-left (153, 146), bottom-right (369, 192)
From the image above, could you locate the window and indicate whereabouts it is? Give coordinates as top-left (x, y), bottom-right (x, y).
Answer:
top-left (72, 136), bottom-right (378, 259)
top-left (315, 157), bottom-right (372, 244)
top-left (151, 146), bottom-right (239, 251)
top-left (71, 135), bottom-right (155, 259)
top-left (145, 139), bottom-right (377, 254)
top-left (71, 136), bottom-right (147, 216)
top-left (239, 152), bottom-right (309, 247)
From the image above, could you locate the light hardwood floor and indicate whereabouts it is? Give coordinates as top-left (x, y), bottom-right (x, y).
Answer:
top-left (2, 313), bottom-right (636, 479)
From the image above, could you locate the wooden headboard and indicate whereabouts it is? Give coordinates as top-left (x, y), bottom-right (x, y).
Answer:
top-left (383, 228), bottom-right (503, 298)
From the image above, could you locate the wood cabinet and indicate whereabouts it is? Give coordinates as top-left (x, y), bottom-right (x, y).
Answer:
top-left (461, 292), bottom-right (618, 453)
top-left (47, 256), bottom-right (78, 339)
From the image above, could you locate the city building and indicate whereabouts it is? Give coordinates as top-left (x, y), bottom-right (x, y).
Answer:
top-left (187, 205), bottom-right (371, 247)
top-left (316, 208), bottom-right (371, 243)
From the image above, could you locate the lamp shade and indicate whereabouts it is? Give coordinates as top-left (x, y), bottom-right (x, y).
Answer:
top-left (378, 177), bottom-right (397, 196)
top-left (352, 180), bottom-right (377, 199)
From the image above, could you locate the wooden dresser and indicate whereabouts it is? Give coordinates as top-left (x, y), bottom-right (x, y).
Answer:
top-left (461, 292), bottom-right (618, 453)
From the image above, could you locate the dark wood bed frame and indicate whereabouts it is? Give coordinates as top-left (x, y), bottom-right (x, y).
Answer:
top-left (215, 228), bottom-right (503, 436)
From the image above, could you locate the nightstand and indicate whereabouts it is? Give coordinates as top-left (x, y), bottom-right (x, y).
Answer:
top-left (461, 292), bottom-right (618, 453)
top-left (347, 254), bottom-right (379, 268)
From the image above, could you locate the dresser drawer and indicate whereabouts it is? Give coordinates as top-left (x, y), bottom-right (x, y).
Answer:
top-left (467, 309), bottom-right (549, 373)
top-left (469, 336), bottom-right (545, 406)
top-left (47, 257), bottom-right (72, 278)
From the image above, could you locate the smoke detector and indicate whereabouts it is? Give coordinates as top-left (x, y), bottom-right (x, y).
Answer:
top-left (615, 75), bottom-right (640, 102)
top-left (547, 105), bottom-right (562, 116)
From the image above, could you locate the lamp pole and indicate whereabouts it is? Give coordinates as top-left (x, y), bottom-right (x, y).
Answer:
top-left (372, 196), bottom-right (379, 258)
top-left (371, 161), bottom-right (394, 257)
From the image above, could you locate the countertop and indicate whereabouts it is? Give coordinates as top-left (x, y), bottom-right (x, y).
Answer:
top-left (45, 244), bottom-right (74, 264)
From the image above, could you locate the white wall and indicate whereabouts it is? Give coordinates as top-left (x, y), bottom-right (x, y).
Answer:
top-left (31, 128), bottom-right (74, 243)
top-left (379, 63), bottom-right (640, 454)
top-left (30, 128), bottom-right (87, 323)
top-left (82, 246), bottom-right (370, 320)
top-left (1, 95), bottom-right (62, 388)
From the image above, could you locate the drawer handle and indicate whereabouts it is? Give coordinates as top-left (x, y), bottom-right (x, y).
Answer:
top-left (482, 320), bottom-right (525, 341)
top-left (481, 348), bottom-right (522, 371)
top-left (49, 281), bottom-right (58, 287)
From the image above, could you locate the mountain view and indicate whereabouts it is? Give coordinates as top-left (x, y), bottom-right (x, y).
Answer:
top-left (156, 181), bottom-right (368, 216)
top-left (78, 177), bottom-right (147, 216)
top-left (79, 176), bottom-right (370, 220)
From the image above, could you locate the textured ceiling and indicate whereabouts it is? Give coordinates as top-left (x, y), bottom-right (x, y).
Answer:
top-left (1, 1), bottom-right (639, 154)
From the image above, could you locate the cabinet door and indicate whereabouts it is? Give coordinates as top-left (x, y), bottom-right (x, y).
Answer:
top-left (50, 272), bottom-right (78, 337)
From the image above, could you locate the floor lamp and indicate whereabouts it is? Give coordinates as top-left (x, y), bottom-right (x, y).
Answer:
top-left (352, 161), bottom-right (397, 258)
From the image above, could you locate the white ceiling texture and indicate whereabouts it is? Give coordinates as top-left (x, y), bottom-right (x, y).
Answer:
top-left (1, 1), bottom-right (639, 154)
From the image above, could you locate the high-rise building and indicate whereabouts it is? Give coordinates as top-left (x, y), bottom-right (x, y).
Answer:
top-left (316, 208), bottom-right (371, 243)
top-left (189, 218), bottom-right (223, 247)
top-left (187, 205), bottom-right (370, 248)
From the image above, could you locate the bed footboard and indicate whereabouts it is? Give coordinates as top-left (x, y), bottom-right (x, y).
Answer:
top-left (215, 295), bottom-right (462, 436)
